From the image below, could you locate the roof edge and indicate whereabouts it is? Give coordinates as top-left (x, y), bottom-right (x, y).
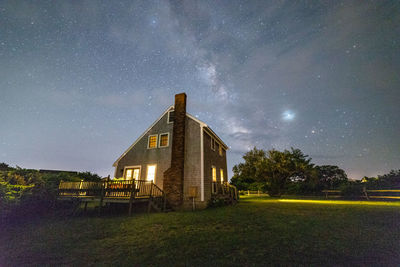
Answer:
top-left (112, 105), bottom-right (174, 167)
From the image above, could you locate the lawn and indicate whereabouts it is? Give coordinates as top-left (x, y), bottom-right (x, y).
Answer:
top-left (1, 196), bottom-right (400, 266)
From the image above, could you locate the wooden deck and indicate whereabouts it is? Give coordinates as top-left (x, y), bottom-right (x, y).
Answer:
top-left (58, 180), bottom-right (167, 214)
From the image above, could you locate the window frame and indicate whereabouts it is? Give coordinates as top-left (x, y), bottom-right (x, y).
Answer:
top-left (123, 165), bottom-right (142, 180)
top-left (167, 110), bottom-right (175, 124)
top-left (146, 164), bottom-right (157, 183)
top-left (212, 166), bottom-right (217, 182)
top-left (211, 137), bottom-right (216, 151)
top-left (158, 132), bottom-right (170, 148)
top-left (147, 134), bottom-right (158, 149)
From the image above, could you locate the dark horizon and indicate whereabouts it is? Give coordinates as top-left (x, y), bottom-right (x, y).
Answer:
top-left (1, 1), bottom-right (399, 179)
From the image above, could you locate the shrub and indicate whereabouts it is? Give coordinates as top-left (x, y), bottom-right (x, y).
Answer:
top-left (339, 182), bottom-right (363, 198)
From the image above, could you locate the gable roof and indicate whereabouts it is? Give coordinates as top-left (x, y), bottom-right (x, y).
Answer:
top-left (113, 106), bottom-right (228, 167)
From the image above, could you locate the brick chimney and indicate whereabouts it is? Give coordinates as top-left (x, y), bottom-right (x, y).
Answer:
top-left (163, 93), bottom-right (187, 209)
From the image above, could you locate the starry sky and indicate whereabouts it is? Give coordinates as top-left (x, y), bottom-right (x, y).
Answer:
top-left (1, 1), bottom-right (399, 179)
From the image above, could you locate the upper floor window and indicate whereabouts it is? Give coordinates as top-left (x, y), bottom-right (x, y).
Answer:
top-left (148, 134), bottom-right (158, 149)
top-left (219, 144), bottom-right (223, 156)
top-left (159, 133), bottom-right (169, 147)
top-left (167, 110), bottom-right (175, 123)
top-left (211, 137), bottom-right (216, 151)
top-left (212, 166), bottom-right (217, 182)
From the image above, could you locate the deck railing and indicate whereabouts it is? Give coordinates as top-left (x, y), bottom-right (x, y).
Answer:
top-left (212, 182), bottom-right (238, 201)
top-left (58, 180), bottom-right (163, 199)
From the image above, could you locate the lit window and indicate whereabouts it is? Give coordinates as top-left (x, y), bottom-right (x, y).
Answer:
top-left (148, 135), bottom-right (158, 149)
top-left (219, 144), bottom-right (223, 156)
top-left (168, 110), bottom-right (175, 123)
top-left (133, 169), bottom-right (140, 180)
top-left (125, 168), bottom-right (140, 180)
top-left (211, 138), bottom-right (216, 151)
top-left (159, 133), bottom-right (169, 147)
top-left (126, 169), bottom-right (132, 179)
top-left (212, 166), bottom-right (217, 182)
top-left (147, 165), bottom-right (156, 182)
top-left (220, 169), bottom-right (224, 183)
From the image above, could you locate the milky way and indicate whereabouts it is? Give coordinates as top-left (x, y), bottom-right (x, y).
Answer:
top-left (1, 1), bottom-right (399, 179)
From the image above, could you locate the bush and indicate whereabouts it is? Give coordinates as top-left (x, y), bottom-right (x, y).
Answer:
top-left (339, 182), bottom-right (363, 198)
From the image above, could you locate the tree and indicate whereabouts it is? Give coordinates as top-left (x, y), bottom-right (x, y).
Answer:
top-left (231, 147), bottom-right (266, 190)
top-left (256, 148), bottom-right (316, 197)
top-left (316, 165), bottom-right (348, 189)
top-left (377, 170), bottom-right (400, 188)
top-left (0, 163), bottom-right (13, 171)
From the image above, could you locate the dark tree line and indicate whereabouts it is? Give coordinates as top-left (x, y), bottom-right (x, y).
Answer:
top-left (231, 147), bottom-right (348, 196)
top-left (0, 163), bottom-right (101, 221)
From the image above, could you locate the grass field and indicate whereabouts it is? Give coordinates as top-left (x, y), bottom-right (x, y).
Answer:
top-left (1, 196), bottom-right (400, 266)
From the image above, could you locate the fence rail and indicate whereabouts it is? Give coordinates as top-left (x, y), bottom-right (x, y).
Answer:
top-left (239, 190), bottom-right (266, 196)
top-left (322, 189), bottom-right (400, 200)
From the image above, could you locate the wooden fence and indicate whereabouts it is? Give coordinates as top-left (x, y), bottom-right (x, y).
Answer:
top-left (239, 190), bottom-right (265, 196)
top-left (322, 189), bottom-right (400, 200)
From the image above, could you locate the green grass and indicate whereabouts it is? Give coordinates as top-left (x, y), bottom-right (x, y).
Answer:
top-left (1, 196), bottom-right (400, 266)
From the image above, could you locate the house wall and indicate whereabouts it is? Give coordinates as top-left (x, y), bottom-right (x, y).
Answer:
top-left (203, 130), bottom-right (228, 203)
top-left (115, 111), bottom-right (173, 189)
top-left (182, 117), bottom-right (204, 209)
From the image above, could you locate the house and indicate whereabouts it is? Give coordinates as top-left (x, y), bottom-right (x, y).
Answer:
top-left (112, 93), bottom-right (237, 210)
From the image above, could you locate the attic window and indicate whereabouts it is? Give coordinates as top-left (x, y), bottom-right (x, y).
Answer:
top-left (148, 135), bottom-right (158, 149)
top-left (159, 133), bottom-right (169, 147)
top-left (167, 110), bottom-right (175, 123)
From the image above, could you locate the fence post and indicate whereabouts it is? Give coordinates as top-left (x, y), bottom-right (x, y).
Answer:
top-left (248, 190), bottom-right (250, 196)
top-left (363, 186), bottom-right (369, 200)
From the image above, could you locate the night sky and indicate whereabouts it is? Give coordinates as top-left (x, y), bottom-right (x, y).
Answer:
top-left (1, 1), bottom-right (399, 179)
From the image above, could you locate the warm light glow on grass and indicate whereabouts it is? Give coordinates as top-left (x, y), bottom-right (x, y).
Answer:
top-left (278, 199), bottom-right (400, 206)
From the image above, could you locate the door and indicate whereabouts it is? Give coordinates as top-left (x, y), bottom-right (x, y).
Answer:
top-left (125, 167), bottom-right (140, 180)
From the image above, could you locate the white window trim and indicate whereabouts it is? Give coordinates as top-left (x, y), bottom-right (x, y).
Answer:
top-left (147, 134), bottom-right (158, 149)
top-left (158, 132), bottom-right (170, 148)
top-left (167, 110), bottom-right (174, 124)
top-left (123, 165), bottom-right (142, 180)
top-left (211, 137), bottom-right (216, 151)
top-left (146, 164), bottom-right (157, 183)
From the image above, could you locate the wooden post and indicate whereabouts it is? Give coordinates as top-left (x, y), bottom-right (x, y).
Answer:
top-left (129, 180), bottom-right (136, 216)
top-left (163, 193), bottom-right (167, 212)
top-left (147, 183), bottom-right (154, 213)
top-left (98, 181), bottom-right (105, 216)
top-left (363, 186), bottom-right (369, 200)
top-left (84, 201), bottom-right (88, 212)
top-left (247, 190), bottom-right (250, 196)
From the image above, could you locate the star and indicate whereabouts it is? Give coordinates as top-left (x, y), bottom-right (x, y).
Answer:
top-left (282, 111), bottom-right (295, 121)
